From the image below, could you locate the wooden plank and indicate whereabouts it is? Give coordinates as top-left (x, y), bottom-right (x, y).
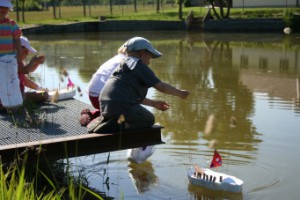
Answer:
top-left (0, 125), bottom-right (164, 163)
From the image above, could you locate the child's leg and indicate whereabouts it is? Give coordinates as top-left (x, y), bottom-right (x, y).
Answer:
top-left (89, 95), bottom-right (100, 110)
top-left (0, 55), bottom-right (23, 108)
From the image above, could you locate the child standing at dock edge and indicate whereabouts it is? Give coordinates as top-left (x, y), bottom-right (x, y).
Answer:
top-left (0, 0), bottom-right (23, 113)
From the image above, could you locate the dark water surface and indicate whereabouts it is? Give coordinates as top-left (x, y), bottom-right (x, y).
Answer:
top-left (28, 31), bottom-right (300, 200)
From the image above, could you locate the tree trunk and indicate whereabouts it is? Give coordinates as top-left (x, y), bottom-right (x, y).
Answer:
top-left (219, 0), bottom-right (224, 18)
top-left (224, 0), bottom-right (231, 18)
top-left (109, 0), bottom-right (113, 15)
top-left (88, 0), bottom-right (91, 16)
top-left (208, 0), bottom-right (232, 19)
top-left (52, 0), bottom-right (56, 19)
top-left (58, 0), bottom-right (61, 18)
top-left (134, 0), bottom-right (137, 12)
top-left (16, 0), bottom-right (19, 22)
top-left (21, 0), bottom-right (25, 23)
top-left (225, 6), bottom-right (231, 18)
top-left (210, 0), bottom-right (220, 19)
top-left (83, 0), bottom-right (86, 17)
top-left (156, 0), bottom-right (160, 13)
top-left (178, 0), bottom-right (183, 20)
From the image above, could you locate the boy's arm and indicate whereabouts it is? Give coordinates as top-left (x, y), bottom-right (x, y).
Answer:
top-left (14, 37), bottom-right (22, 63)
top-left (141, 98), bottom-right (169, 111)
top-left (18, 55), bottom-right (45, 74)
top-left (154, 81), bottom-right (190, 99)
top-left (23, 76), bottom-right (39, 90)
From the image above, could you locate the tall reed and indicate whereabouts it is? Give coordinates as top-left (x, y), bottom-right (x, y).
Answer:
top-left (0, 155), bottom-right (104, 200)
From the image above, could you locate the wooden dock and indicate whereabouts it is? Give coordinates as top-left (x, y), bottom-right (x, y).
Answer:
top-left (0, 99), bottom-right (164, 163)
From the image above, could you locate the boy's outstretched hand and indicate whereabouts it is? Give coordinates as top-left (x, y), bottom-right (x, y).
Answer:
top-left (154, 101), bottom-right (170, 111)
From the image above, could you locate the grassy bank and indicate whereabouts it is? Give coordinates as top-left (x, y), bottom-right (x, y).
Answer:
top-left (0, 157), bottom-right (105, 199)
top-left (10, 5), bottom-right (300, 27)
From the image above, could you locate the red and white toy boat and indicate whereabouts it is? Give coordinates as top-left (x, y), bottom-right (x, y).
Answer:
top-left (187, 149), bottom-right (243, 193)
top-left (187, 166), bottom-right (243, 193)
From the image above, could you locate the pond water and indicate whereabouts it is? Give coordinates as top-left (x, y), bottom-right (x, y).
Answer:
top-left (27, 31), bottom-right (300, 200)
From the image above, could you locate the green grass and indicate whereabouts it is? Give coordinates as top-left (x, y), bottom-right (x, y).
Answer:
top-left (229, 7), bottom-right (300, 19)
top-left (0, 155), bottom-right (105, 199)
top-left (10, 5), bottom-right (300, 27)
top-left (10, 4), bottom-right (185, 26)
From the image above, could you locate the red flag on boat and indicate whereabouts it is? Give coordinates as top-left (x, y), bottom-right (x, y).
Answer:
top-left (67, 77), bottom-right (74, 90)
top-left (210, 149), bottom-right (222, 168)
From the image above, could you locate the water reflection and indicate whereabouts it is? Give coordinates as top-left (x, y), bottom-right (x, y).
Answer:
top-left (27, 31), bottom-right (300, 199)
top-left (128, 161), bottom-right (158, 194)
top-left (188, 183), bottom-right (243, 200)
top-left (155, 33), bottom-right (264, 165)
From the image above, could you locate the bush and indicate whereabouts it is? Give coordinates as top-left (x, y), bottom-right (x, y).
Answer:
top-left (15, 0), bottom-right (43, 11)
top-left (184, 0), bottom-right (193, 7)
top-left (291, 12), bottom-right (300, 32)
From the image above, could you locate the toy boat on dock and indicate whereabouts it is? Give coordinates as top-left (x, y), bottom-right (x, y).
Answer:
top-left (187, 166), bottom-right (243, 193)
top-left (45, 88), bottom-right (76, 102)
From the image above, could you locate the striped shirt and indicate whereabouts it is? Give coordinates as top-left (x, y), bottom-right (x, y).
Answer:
top-left (0, 18), bottom-right (22, 57)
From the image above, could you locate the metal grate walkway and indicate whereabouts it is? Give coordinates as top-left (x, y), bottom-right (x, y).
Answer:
top-left (0, 99), bottom-right (164, 163)
top-left (0, 99), bottom-right (90, 146)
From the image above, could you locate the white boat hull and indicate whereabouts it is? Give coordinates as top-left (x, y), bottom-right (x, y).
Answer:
top-left (46, 88), bottom-right (76, 101)
top-left (187, 166), bottom-right (243, 193)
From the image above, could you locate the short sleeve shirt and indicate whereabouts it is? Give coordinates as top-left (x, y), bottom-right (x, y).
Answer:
top-left (0, 18), bottom-right (22, 56)
top-left (87, 53), bottom-right (126, 97)
top-left (100, 58), bottom-right (161, 116)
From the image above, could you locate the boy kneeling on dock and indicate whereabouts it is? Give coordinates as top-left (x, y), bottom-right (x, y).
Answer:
top-left (88, 37), bottom-right (189, 133)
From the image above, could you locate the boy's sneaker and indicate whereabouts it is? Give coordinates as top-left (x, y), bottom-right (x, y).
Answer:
top-left (80, 108), bottom-right (92, 127)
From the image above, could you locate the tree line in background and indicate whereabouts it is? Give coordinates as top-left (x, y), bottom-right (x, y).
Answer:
top-left (12, 0), bottom-right (194, 21)
top-left (12, 0), bottom-right (185, 11)
top-left (12, 0), bottom-right (233, 22)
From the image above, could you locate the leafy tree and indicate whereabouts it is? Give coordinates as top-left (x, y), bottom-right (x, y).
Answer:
top-left (12, 0), bottom-right (46, 22)
top-left (13, 0), bottom-right (43, 11)
top-left (205, 0), bottom-right (232, 19)
top-left (184, 0), bottom-right (192, 7)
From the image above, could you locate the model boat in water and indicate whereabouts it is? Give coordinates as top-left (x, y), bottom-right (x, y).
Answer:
top-left (187, 165), bottom-right (243, 193)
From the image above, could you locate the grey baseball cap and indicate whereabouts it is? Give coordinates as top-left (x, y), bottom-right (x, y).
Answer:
top-left (125, 37), bottom-right (162, 58)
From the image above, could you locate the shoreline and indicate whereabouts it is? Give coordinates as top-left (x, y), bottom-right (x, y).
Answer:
top-left (21, 18), bottom-right (287, 35)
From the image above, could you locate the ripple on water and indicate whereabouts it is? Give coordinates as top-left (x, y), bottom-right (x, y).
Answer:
top-left (243, 162), bottom-right (281, 194)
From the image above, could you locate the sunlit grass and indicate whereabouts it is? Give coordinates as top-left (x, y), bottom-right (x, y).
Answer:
top-left (10, 4), bottom-right (187, 26)
top-left (0, 154), bottom-right (105, 199)
top-left (230, 7), bottom-right (300, 19)
top-left (11, 4), bottom-right (299, 27)
top-left (0, 157), bottom-right (63, 199)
